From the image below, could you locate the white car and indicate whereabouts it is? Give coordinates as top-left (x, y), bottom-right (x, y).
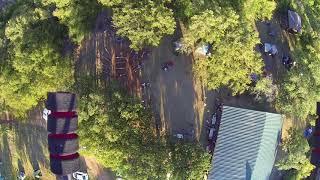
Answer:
top-left (73, 171), bottom-right (89, 180)
top-left (42, 108), bottom-right (51, 121)
top-left (174, 133), bottom-right (184, 139)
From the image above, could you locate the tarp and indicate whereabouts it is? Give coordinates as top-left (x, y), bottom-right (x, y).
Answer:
top-left (46, 92), bottom-right (77, 112)
top-left (264, 43), bottom-right (278, 55)
top-left (173, 41), bottom-right (183, 52)
top-left (288, 10), bottom-right (302, 33)
top-left (195, 44), bottom-right (209, 56)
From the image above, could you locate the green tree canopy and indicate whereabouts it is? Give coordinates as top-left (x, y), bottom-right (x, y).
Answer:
top-left (177, 0), bottom-right (277, 94)
top-left (185, 9), bottom-right (263, 94)
top-left (112, 1), bottom-right (176, 50)
top-left (181, 9), bottom-right (239, 51)
top-left (276, 33), bottom-right (320, 119)
top-left (78, 85), bottom-right (168, 179)
top-left (168, 142), bottom-right (211, 179)
top-left (276, 128), bottom-right (314, 179)
top-left (98, 0), bottom-right (123, 6)
top-left (0, 1), bottom-right (72, 117)
top-left (43, 0), bottom-right (100, 43)
top-left (78, 82), bottom-right (210, 179)
top-left (242, 0), bottom-right (276, 21)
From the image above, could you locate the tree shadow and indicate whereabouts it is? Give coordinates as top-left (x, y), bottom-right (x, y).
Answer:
top-left (17, 159), bottom-right (24, 174)
top-left (246, 161), bottom-right (252, 180)
top-left (0, 131), bottom-right (14, 179)
top-left (79, 156), bottom-right (88, 173)
top-left (14, 123), bottom-right (49, 171)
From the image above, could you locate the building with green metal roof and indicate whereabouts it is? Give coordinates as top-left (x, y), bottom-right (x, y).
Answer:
top-left (208, 106), bottom-right (282, 180)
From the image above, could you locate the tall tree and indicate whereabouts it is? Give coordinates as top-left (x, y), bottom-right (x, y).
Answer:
top-left (0, 1), bottom-right (72, 117)
top-left (276, 33), bottom-right (320, 119)
top-left (168, 142), bottom-right (211, 179)
top-left (242, 0), bottom-right (276, 21)
top-left (181, 9), bottom-right (239, 52)
top-left (112, 1), bottom-right (176, 50)
top-left (78, 82), bottom-right (211, 179)
top-left (78, 85), bottom-right (168, 179)
top-left (276, 128), bottom-right (314, 179)
top-left (43, 0), bottom-right (100, 43)
top-left (184, 9), bottom-right (263, 94)
top-left (98, 0), bottom-right (123, 6)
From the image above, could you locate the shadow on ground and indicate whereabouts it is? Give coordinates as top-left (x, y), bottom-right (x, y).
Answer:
top-left (14, 123), bottom-right (49, 170)
top-left (0, 131), bottom-right (14, 179)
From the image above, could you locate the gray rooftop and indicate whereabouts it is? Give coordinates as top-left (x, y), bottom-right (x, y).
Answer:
top-left (208, 106), bottom-right (282, 180)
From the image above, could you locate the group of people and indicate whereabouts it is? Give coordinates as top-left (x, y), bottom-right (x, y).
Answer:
top-left (161, 61), bottom-right (174, 71)
top-left (282, 55), bottom-right (296, 70)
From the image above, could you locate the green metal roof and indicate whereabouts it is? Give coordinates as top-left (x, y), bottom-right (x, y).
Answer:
top-left (208, 106), bottom-right (282, 180)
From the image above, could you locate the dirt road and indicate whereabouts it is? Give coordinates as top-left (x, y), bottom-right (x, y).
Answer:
top-left (142, 37), bottom-right (206, 140)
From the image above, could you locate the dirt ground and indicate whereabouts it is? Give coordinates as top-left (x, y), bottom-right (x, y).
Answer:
top-left (142, 37), bottom-right (205, 140)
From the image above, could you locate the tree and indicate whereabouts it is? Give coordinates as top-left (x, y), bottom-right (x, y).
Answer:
top-left (276, 128), bottom-right (315, 179)
top-left (168, 141), bottom-right (211, 179)
top-left (0, 1), bottom-right (73, 117)
top-left (251, 76), bottom-right (278, 102)
top-left (242, 0), bottom-right (276, 21)
top-left (78, 82), bottom-right (210, 179)
top-left (182, 9), bottom-right (239, 51)
top-left (112, 1), bottom-right (175, 50)
top-left (78, 85), bottom-right (168, 179)
top-left (43, 0), bottom-right (100, 43)
top-left (171, 0), bottom-right (205, 22)
top-left (178, 0), bottom-right (277, 94)
top-left (98, 0), bottom-right (123, 6)
top-left (276, 33), bottom-right (320, 119)
top-left (181, 8), bottom-right (264, 94)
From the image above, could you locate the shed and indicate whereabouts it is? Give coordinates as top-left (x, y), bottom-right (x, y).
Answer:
top-left (288, 10), bottom-right (302, 33)
top-left (208, 106), bottom-right (282, 180)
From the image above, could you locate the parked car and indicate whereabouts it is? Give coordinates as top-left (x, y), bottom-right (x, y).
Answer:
top-left (42, 108), bottom-right (51, 121)
top-left (73, 171), bottom-right (89, 180)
